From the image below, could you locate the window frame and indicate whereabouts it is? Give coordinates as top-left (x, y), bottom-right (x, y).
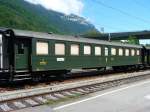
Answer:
top-left (131, 49), bottom-right (135, 56)
top-left (36, 41), bottom-right (49, 55)
top-left (125, 49), bottom-right (130, 56)
top-left (84, 45), bottom-right (91, 55)
top-left (17, 43), bottom-right (25, 55)
top-left (118, 48), bottom-right (123, 56)
top-left (111, 48), bottom-right (117, 56)
top-left (70, 44), bottom-right (80, 56)
top-left (95, 46), bottom-right (101, 56)
top-left (105, 47), bottom-right (109, 56)
top-left (137, 49), bottom-right (140, 55)
top-left (55, 43), bottom-right (65, 56)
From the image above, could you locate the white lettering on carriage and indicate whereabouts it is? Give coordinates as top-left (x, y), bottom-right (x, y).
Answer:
top-left (57, 58), bottom-right (65, 62)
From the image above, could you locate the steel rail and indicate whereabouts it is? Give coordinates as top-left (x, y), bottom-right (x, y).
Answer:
top-left (0, 70), bottom-right (150, 102)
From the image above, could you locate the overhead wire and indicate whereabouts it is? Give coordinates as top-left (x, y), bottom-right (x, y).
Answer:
top-left (86, 0), bottom-right (147, 32)
top-left (91, 0), bottom-right (150, 24)
top-left (131, 0), bottom-right (149, 11)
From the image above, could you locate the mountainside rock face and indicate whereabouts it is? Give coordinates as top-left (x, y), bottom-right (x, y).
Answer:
top-left (0, 0), bottom-right (98, 34)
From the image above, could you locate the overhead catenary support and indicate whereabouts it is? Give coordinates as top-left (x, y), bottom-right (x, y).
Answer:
top-left (85, 30), bottom-right (150, 41)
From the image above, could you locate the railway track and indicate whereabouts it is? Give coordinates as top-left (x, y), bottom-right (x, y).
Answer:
top-left (0, 70), bottom-right (150, 112)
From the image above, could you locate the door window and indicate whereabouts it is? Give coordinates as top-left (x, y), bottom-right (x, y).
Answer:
top-left (105, 47), bottom-right (109, 56)
top-left (18, 43), bottom-right (24, 54)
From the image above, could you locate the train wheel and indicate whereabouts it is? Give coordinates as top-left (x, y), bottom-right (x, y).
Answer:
top-left (32, 75), bottom-right (42, 82)
top-left (97, 67), bottom-right (106, 72)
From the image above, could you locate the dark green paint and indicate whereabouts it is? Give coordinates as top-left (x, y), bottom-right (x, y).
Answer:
top-left (30, 38), bottom-right (142, 71)
top-left (15, 39), bottom-right (30, 70)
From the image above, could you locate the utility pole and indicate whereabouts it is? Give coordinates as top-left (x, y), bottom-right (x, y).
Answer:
top-left (100, 27), bottom-right (104, 33)
top-left (108, 33), bottom-right (111, 41)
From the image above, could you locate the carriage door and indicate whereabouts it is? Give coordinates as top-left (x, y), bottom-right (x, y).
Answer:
top-left (15, 39), bottom-right (30, 70)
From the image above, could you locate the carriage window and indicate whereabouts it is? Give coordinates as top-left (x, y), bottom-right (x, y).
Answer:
top-left (131, 49), bottom-right (135, 56)
top-left (95, 46), bottom-right (101, 56)
top-left (111, 48), bottom-right (116, 56)
top-left (105, 47), bottom-right (109, 56)
top-left (71, 44), bottom-right (79, 55)
top-left (36, 42), bottom-right (48, 55)
top-left (119, 48), bottom-right (123, 56)
top-left (84, 45), bottom-right (91, 55)
top-left (137, 50), bottom-right (140, 55)
top-left (55, 43), bottom-right (65, 55)
top-left (125, 49), bottom-right (129, 56)
top-left (18, 43), bottom-right (24, 54)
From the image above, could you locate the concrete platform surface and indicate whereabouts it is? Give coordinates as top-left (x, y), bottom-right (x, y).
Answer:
top-left (14, 78), bottom-right (150, 112)
top-left (53, 78), bottom-right (150, 112)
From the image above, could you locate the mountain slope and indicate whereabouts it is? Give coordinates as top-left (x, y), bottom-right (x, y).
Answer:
top-left (0, 0), bottom-right (98, 34)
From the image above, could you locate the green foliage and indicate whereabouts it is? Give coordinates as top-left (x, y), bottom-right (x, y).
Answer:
top-left (82, 30), bottom-right (101, 37)
top-left (127, 35), bottom-right (139, 45)
top-left (145, 44), bottom-right (150, 47)
top-left (0, 0), bottom-right (97, 35)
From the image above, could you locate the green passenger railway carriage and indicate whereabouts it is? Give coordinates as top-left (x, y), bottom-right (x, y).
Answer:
top-left (0, 28), bottom-right (148, 81)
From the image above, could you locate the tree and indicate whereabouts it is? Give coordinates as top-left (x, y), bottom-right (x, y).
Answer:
top-left (127, 35), bottom-right (139, 45)
top-left (82, 30), bottom-right (102, 38)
